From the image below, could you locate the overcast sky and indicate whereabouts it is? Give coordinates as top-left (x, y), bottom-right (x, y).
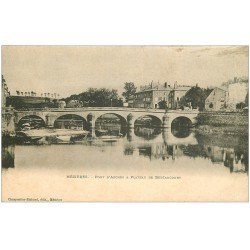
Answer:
top-left (2, 46), bottom-right (248, 97)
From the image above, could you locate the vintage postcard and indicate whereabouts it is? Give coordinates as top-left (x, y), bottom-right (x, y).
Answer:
top-left (1, 45), bottom-right (248, 202)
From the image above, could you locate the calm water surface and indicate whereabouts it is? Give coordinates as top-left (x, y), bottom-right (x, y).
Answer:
top-left (2, 127), bottom-right (248, 176)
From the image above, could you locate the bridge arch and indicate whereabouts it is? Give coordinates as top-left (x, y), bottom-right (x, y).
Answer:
top-left (17, 115), bottom-right (46, 130)
top-left (54, 114), bottom-right (88, 130)
top-left (171, 116), bottom-right (193, 128)
top-left (134, 115), bottom-right (162, 140)
top-left (95, 113), bottom-right (127, 125)
top-left (94, 113), bottom-right (127, 135)
top-left (134, 115), bottom-right (162, 127)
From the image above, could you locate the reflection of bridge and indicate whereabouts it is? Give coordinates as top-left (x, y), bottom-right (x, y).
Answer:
top-left (127, 128), bottom-right (198, 146)
top-left (14, 107), bottom-right (199, 130)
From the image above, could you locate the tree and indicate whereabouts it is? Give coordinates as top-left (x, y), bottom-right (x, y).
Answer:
top-left (245, 92), bottom-right (248, 107)
top-left (203, 87), bottom-right (213, 98)
top-left (64, 88), bottom-right (123, 107)
top-left (236, 102), bottom-right (246, 110)
top-left (158, 100), bottom-right (167, 109)
top-left (2, 75), bottom-right (6, 84)
top-left (122, 82), bottom-right (137, 102)
top-left (179, 86), bottom-right (207, 111)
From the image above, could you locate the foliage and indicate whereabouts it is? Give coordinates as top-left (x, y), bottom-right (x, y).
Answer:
top-left (64, 88), bottom-right (123, 107)
top-left (158, 100), bottom-right (167, 109)
top-left (2, 75), bottom-right (6, 84)
top-left (6, 96), bottom-right (58, 109)
top-left (179, 86), bottom-right (211, 111)
top-left (122, 82), bottom-right (137, 102)
top-left (67, 100), bottom-right (83, 108)
top-left (245, 92), bottom-right (248, 106)
top-left (236, 102), bottom-right (246, 110)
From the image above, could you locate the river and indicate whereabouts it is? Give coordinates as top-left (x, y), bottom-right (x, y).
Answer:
top-left (1, 127), bottom-right (248, 201)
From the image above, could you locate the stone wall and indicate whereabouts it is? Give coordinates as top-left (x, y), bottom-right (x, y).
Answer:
top-left (2, 109), bottom-right (15, 133)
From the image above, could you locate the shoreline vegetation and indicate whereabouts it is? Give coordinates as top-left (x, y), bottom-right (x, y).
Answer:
top-left (194, 111), bottom-right (248, 135)
top-left (193, 125), bottom-right (248, 135)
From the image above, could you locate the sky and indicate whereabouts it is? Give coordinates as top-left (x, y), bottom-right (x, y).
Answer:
top-left (2, 46), bottom-right (248, 98)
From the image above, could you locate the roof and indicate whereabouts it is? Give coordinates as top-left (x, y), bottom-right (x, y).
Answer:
top-left (135, 86), bottom-right (172, 94)
top-left (205, 87), bottom-right (228, 100)
top-left (171, 86), bottom-right (191, 91)
top-left (209, 87), bottom-right (228, 92)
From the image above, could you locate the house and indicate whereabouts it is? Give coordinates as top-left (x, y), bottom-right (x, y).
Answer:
top-left (221, 77), bottom-right (248, 110)
top-left (2, 75), bottom-right (10, 108)
top-left (133, 82), bottom-right (172, 109)
top-left (205, 87), bottom-right (228, 111)
top-left (228, 81), bottom-right (248, 110)
top-left (168, 84), bottom-right (191, 109)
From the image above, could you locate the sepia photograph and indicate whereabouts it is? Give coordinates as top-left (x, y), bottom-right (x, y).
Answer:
top-left (1, 45), bottom-right (249, 202)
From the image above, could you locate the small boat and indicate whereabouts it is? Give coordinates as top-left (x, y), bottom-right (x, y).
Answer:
top-left (16, 131), bottom-right (41, 143)
top-left (99, 135), bottom-right (120, 142)
top-left (95, 129), bottom-right (108, 136)
top-left (16, 129), bottom-right (89, 145)
top-left (29, 136), bottom-right (43, 142)
top-left (56, 135), bottom-right (72, 144)
top-left (70, 133), bottom-right (89, 143)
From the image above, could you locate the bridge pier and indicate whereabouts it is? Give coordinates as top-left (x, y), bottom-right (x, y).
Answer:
top-left (162, 114), bottom-right (171, 128)
top-left (45, 114), bottom-right (57, 128)
top-left (127, 113), bottom-right (135, 128)
top-left (87, 113), bottom-right (96, 137)
top-left (127, 127), bottom-right (135, 142)
top-left (162, 128), bottom-right (171, 144)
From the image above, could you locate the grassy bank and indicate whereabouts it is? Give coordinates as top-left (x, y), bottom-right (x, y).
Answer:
top-left (197, 111), bottom-right (248, 126)
top-left (195, 111), bottom-right (248, 135)
top-left (193, 125), bottom-right (248, 135)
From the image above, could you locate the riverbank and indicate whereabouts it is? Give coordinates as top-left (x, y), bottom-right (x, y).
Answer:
top-left (197, 111), bottom-right (248, 126)
top-left (195, 111), bottom-right (248, 135)
top-left (193, 125), bottom-right (248, 135)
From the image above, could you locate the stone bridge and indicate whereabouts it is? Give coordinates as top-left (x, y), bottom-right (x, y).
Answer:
top-left (14, 107), bottom-right (199, 130)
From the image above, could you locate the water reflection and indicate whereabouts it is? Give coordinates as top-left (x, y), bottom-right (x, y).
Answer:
top-left (2, 145), bottom-right (15, 169)
top-left (2, 126), bottom-right (248, 174)
top-left (171, 127), bottom-right (192, 138)
top-left (134, 126), bottom-right (161, 140)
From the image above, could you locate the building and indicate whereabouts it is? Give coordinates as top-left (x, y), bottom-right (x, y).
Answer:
top-left (205, 87), bottom-right (229, 111)
top-left (220, 76), bottom-right (248, 110)
top-left (14, 91), bottom-right (60, 99)
top-left (58, 100), bottom-right (66, 109)
top-left (2, 75), bottom-right (10, 108)
top-left (168, 84), bottom-right (191, 109)
top-left (228, 81), bottom-right (248, 110)
top-left (133, 82), bottom-right (172, 109)
top-left (2, 76), bottom-right (15, 133)
top-left (6, 89), bottom-right (62, 110)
